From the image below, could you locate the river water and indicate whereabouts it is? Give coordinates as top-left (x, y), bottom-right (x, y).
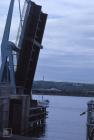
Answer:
top-left (33, 95), bottom-right (94, 140)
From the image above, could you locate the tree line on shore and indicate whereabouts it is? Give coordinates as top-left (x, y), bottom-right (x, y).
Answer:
top-left (32, 81), bottom-right (94, 97)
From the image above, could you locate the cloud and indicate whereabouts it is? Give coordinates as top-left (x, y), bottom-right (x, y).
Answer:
top-left (35, 0), bottom-right (94, 83)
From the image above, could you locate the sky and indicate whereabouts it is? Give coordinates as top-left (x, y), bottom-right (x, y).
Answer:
top-left (0, 0), bottom-right (94, 83)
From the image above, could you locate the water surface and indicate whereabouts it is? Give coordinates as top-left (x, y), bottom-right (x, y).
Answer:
top-left (33, 95), bottom-right (93, 140)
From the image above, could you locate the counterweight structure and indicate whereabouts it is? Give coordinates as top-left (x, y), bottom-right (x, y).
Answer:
top-left (0, 0), bottom-right (48, 137)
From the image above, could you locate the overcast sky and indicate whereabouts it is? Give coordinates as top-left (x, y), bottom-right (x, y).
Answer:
top-left (0, 0), bottom-right (94, 83)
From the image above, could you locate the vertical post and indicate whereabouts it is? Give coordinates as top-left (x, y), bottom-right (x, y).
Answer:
top-left (0, 0), bottom-right (15, 82)
top-left (8, 45), bottom-right (16, 94)
top-left (0, 0), bottom-right (16, 95)
top-left (1, 0), bottom-right (15, 61)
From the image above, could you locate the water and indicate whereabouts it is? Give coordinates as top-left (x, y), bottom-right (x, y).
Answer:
top-left (33, 95), bottom-right (94, 140)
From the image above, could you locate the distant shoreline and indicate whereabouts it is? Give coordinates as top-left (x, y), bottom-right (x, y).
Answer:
top-left (32, 81), bottom-right (94, 97)
top-left (32, 90), bottom-right (94, 97)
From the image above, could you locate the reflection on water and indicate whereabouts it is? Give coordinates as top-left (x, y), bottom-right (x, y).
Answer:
top-left (31, 95), bottom-right (93, 140)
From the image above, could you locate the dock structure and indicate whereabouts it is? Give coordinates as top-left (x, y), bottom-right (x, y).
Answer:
top-left (0, 0), bottom-right (48, 137)
top-left (87, 100), bottom-right (94, 140)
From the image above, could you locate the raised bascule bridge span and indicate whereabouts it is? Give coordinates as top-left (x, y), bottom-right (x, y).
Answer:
top-left (0, 0), bottom-right (48, 138)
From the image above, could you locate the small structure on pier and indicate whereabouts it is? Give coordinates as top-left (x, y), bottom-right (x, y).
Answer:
top-left (87, 100), bottom-right (94, 140)
top-left (0, 0), bottom-right (48, 137)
